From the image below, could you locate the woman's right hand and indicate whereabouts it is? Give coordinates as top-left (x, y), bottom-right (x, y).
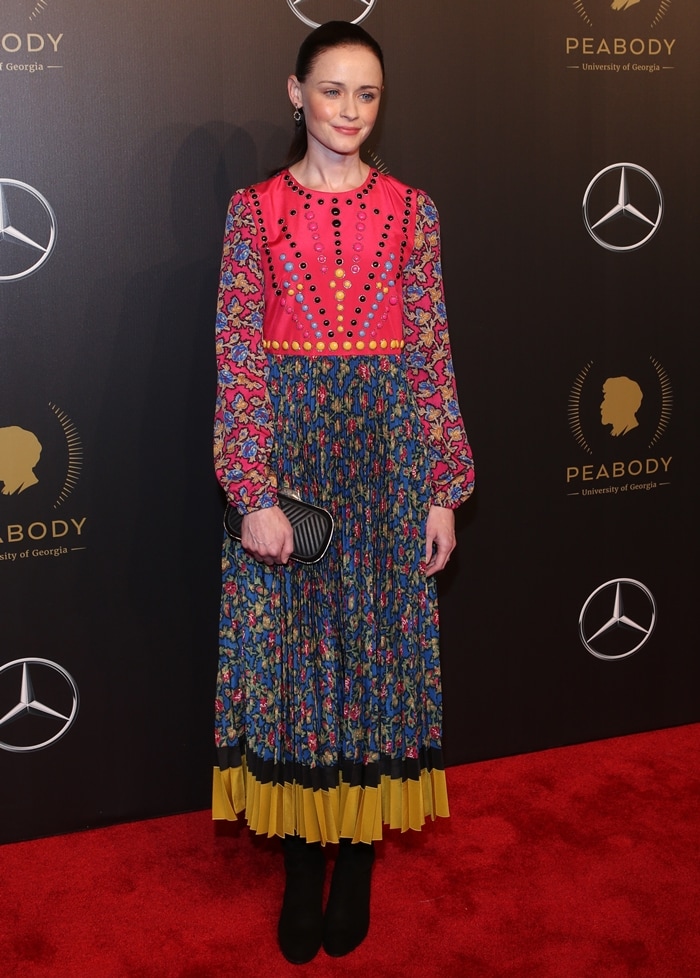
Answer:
top-left (240, 505), bottom-right (294, 565)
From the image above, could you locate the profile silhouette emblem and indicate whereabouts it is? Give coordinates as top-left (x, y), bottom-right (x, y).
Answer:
top-left (611, 0), bottom-right (641, 10)
top-left (0, 426), bottom-right (42, 495)
top-left (600, 377), bottom-right (643, 437)
top-left (568, 357), bottom-right (671, 455)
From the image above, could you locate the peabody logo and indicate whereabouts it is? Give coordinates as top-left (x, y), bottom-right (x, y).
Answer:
top-left (579, 578), bottom-right (656, 660)
top-left (582, 163), bottom-right (663, 252)
top-left (0, 657), bottom-right (80, 752)
top-left (567, 357), bottom-right (673, 495)
top-left (0, 402), bottom-right (86, 561)
top-left (566, 0), bottom-right (676, 67)
top-left (286, 0), bottom-right (378, 28)
top-left (0, 179), bottom-right (57, 282)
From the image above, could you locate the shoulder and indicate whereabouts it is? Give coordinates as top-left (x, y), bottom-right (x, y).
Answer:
top-left (229, 172), bottom-right (298, 228)
top-left (229, 172), bottom-right (288, 208)
top-left (373, 171), bottom-right (416, 202)
top-left (374, 173), bottom-right (438, 220)
top-left (225, 174), bottom-right (290, 236)
top-left (247, 171), bottom-right (288, 196)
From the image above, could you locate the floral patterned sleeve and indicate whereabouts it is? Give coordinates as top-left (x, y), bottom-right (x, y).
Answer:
top-left (402, 192), bottom-right (475, 508)
top-left (213, 191), bottom-right (278, 514)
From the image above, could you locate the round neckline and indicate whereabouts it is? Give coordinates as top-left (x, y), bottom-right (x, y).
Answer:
top-left (283, 167), bottom-right (377, 196)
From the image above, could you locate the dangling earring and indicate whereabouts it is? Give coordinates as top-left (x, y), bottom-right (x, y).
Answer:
top-left (293, 106), bottom-right (303, 125)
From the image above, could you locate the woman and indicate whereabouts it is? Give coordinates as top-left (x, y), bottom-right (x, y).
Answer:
top-left (213, 20), bottom-right (474, 964)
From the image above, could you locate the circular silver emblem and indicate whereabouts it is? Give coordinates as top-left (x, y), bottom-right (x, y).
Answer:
top-left (286, 0), bottom-right (378, 28)
top-left (582, 163), bottom-right (663, 253)
top-left (0, 178), bottom-right (57, 282)
top-left (579, 578), bottom-right (656, 660)
top-left (0, 658), bottom-right (79, 752)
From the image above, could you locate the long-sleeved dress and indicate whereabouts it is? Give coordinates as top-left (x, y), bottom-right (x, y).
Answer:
top-left (212, 168), bottom-right (474, 844)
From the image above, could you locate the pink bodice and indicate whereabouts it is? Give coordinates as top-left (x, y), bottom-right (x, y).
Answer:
top-left (246, 169), bottom-right (415, 355)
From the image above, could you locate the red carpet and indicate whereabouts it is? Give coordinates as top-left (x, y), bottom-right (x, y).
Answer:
top-left (2, 724), bottom-right (700, 977)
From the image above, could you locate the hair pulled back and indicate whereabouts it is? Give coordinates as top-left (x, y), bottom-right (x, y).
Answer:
top-left (278, 20), bottom-right (384, 172)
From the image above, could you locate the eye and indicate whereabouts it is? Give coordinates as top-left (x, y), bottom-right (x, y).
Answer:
top-left (324, 89), bottom-right (340, 97)
top-left (359, 93), bottom-right (376, 102)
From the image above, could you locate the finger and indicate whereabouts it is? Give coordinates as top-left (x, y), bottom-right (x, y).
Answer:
top-left (426, 538), bottom-right (454, 576)
top-left (276, 525), bottom-right (294, 564)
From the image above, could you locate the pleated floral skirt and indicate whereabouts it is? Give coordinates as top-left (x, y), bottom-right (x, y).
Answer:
top-left (212, 355), bottom-right (449, 844)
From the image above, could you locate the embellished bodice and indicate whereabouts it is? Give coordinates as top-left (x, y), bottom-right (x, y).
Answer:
top-left (244, 169), bottom-right (416, 355)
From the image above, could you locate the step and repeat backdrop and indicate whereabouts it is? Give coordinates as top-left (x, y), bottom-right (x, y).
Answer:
top-left (1, 0), bottom-right (699, 843)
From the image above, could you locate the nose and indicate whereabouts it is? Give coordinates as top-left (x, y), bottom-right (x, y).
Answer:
top-left (339, 97), bottom-right (359, 121)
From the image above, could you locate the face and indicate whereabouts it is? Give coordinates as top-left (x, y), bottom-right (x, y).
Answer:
top-left (289, 45), bottom-right (383, 160)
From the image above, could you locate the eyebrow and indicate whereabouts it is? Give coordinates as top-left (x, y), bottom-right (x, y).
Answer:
top-left (316, 80), bottom-right (381, 90)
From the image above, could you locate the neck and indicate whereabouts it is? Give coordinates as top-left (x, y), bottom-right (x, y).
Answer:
top-left (289, 150), bottom-right (369, 193)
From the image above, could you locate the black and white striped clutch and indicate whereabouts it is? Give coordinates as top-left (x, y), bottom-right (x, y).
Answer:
top-left (224, 492), bottom-right (333, 564)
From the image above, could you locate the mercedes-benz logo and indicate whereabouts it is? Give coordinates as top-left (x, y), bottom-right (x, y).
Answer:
top-left (0, 658), bottom-right (79, 752)
top-left (0, 178), bottom-right (57, 282)
top-left (582, 163), bottom-right (663, 253)
top-left (286, 0), bottom-right (378, 28)
top-left (579, 578), bottom-right (656, 660)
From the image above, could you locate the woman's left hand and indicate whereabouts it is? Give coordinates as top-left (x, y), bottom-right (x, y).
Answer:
top-left (424, 505), bottom-right (456, 577)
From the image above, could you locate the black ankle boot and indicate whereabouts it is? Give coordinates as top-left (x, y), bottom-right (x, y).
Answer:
top-left (322, 839), bottom-right (375, 957)
top-left (277, 835), bottom-right (325, 964)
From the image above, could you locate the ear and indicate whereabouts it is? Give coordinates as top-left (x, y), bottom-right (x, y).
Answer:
top-left (287, 75), bottom-right (302, 110)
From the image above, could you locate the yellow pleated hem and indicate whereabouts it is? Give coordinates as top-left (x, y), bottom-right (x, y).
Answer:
top-left (212, 759), bottom-right (449, 845)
